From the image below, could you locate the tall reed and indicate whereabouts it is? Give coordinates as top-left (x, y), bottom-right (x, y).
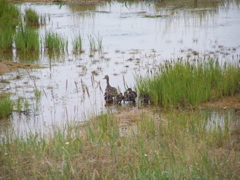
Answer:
top-left (135, 59), bottom-right (240, 107)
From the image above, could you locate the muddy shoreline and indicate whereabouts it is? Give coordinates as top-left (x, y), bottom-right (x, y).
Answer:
top-left (0, 60), bottom-right (42, 75)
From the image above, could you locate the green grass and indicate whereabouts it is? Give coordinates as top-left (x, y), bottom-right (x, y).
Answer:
top-left (0, 95), bottom-right (13, 118)
top-left (0, 29), bottom-right (14, 52)
top-left (0, 109), bottom-right (239, 179)
top-left (135, 59), bottom-right (240, 107)
top-left (0, 0), bottom-right (20, 52)
top-left (0, 0), bottom-right (20, 30)
top-left (25, 8), bottom-right (40, 27)
top-left (44, 31), bottom-right (67, 53)
top-left (15, 26), bottom-right (40, 52)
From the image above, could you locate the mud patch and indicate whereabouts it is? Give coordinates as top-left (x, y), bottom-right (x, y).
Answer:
top-left (200, 92), bottom-right (240, 109)
top-left (0, 60), bottom-right (42, 75)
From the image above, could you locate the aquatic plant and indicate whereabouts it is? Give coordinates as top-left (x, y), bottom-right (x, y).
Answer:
top-left (15, 26), bottom-right (39, 52)
top-left (73, 35), bottom-right (83, 53)
top-left (44, 31), bottom-right (67, 53)
top-left (97, 34), bottom-right (103, 50)
top-left (0, 0), bottom-right (20, 30)
top-left (34, 89), bottom-right (41, 101)
top-left (88, 34), bottom-right (103, 51)
top-left (0, 0), bottom-right (20, 52)
top-left (135, 59), bottom-right (240, 107)
top-left (0, 95), bottom-right (13, 118)
top-left (88, 35), bottom-right (96, 51)
top-left (0, 29), bottom-right (14, 52)
top-left (25, 8), bottom-right (40, 27)
top-left (0, 109), bottom-right (239, 179)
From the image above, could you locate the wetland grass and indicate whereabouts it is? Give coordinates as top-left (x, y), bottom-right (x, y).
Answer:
top-left (44, 31), bottom-right (67, 53)
top-left (0, 110), bottom-right (239, 179)
top-left (0, 29), bottom-right (14, 52)
top-left (25, 8), bottom-right (40, 27)
top-left (73, 35), bottom-right (83, 53)
top-left (0, 95), bottom-right (13, 118)
top-left (136, 59), bottom-right (240, 107)
top-left (0, 0), bottom-right (20, 30)
top-left (0, 0), bottom-right (20, 52)
top-left (15, 26), bottom-right (39, 52)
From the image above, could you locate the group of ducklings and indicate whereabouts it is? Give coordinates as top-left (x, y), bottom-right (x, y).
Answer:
top-left (103, 75), bottom-right (150, 105)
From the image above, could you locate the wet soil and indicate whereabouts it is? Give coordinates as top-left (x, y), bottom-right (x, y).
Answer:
top-left (0, 60), bottom-right (42, 75)
top-left (200, 92), bottom-right (240, 110)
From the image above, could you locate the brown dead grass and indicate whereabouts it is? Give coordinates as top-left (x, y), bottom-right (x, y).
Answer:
top-left (200, 92), bottom-right (240, 109)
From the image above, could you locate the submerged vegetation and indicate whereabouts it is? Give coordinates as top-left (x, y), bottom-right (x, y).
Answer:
top-left (136, 60), bottom-right (240, 107)
top-left (0, 109), bottom-right (239, 179)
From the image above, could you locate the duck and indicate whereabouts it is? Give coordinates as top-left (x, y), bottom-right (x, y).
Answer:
top-left (103, 75), bottom-right (118, 97)
top-left (123, 91), bottom-right (130, 103)
top-left (139, 94), bottom-right (150, 104)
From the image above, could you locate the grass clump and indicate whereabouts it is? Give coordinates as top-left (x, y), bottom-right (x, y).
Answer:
top-left (44, 31), bottom-right (67, 53)
top-left (0, 109), bottom-right (239, 179)
top-left (0, 29), bottom-right (14, 52)
top-left (73, 35), bottom-right (83, 53)
top-left (0, 0), bottom-right (20, 52)
top-left (15, 26), bottom-right (39, 52)
top-left (0, 94), bottom-right (13, 118)
top-left (25, 8), bottom-right (40, 27)
top-left (135, 59), bottom-right (240, 107)
top-left (0, 0), bottom-right (20, 30)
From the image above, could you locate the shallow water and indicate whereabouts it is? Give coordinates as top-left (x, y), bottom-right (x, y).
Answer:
top-left (0, 0), bottom-right (240, 138)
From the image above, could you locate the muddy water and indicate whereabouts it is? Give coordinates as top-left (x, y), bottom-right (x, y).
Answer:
top-left (0, 0), bottom-right (240, 138)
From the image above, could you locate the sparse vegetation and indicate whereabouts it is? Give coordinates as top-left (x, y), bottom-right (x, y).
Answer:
top-left (136, 59), bottom-right (240, 107)
top-left (73, 34), bottom-right (83, 53)
top-left (0, 109), bottom-right (239, 179)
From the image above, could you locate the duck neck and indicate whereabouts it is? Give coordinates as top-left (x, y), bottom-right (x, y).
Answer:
top-left (106, 78), bottom-right (110, 87)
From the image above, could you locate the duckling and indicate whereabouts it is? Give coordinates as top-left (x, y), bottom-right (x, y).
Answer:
top-left (139, 94), bottom-right (150, 104)
top-left (115, 92), bottom-right (124, 104)
top-left (104, 92), bottom-right (113, 103)
top-left (127, 88), bottom-right (137, 103)
top-left (123, 90), bottom-right (130, 103)
top-left (103, 75), bottom-right (118, 97)
top-left (123, 88), bottom-right (137, 103)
